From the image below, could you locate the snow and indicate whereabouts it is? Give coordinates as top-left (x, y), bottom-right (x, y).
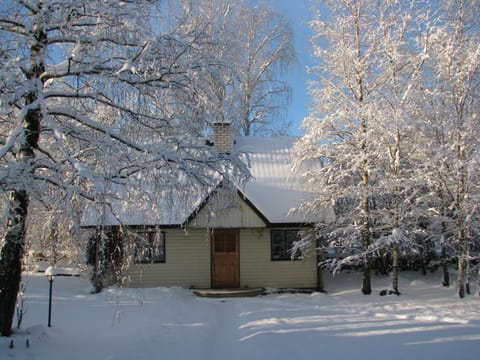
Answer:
top-left (44, 266), bottom-right (55, 277)
top-left (3, 272), bottom-right (480, 360)
top-left (236, 136), bottom-right (321, 224)
top-left (82, 136), bottom-right (321, 227)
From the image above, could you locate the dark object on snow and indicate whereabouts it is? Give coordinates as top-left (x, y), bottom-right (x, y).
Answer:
top-left (380, 289), bottom-right (401, 296)
top-left (26, 338), bottom-right (29, 348)
top-left (9, 339), bottom-right (14, 349)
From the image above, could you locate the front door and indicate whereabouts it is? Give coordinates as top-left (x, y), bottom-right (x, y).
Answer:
top-left (211, 230), bottom-right (239, 288)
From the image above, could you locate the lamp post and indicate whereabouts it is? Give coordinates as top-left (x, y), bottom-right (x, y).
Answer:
top-left (45, 266), bottom-right (55, 328)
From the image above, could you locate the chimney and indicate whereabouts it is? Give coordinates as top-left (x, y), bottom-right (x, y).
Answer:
top-left (213, 122), bottom-right (232, 153)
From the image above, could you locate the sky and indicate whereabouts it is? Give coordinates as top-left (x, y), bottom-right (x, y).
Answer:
top-left (252, 0), bottom-right (319, 135)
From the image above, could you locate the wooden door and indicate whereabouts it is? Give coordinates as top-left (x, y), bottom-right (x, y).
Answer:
top-left (211, 230), bottom-right (239, 288)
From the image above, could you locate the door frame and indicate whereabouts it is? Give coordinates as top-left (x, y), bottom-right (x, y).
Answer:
top-left (211, 229), bottom-right (240, 288)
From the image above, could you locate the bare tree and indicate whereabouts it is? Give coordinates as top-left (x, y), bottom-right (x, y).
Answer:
top-left (223, 1), bottom-right (296, 136)
top-left (161, 0), bottom-right (296, 137)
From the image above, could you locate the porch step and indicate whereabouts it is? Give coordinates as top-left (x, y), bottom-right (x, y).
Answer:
top-left (192, 288), bottom-right (264, 298)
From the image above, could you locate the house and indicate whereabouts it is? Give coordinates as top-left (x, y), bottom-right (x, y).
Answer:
top-left (82, 123), bottom-right (333, 290)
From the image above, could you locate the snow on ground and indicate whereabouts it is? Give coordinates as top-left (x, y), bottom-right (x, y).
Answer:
top-left (2, 271), bottom-right (479, 360)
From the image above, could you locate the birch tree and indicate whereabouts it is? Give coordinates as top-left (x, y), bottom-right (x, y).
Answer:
top-left (223, 1), bottom-right (296, 136)
top-left (162, 0), bottom-right (296, 137)
top-left (417, 0), bottom-right (480, 298)
top-left (369, 0), bottom-right (430, 295)
top-left (294, 0), bottom-right (387, 295)
top-left (294, 0), bottom-right (434, 295)
top-left (0, 0), bottom-right (240, 336)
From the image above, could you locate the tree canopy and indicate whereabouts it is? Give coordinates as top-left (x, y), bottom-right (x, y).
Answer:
top-left (294, 0), bottom-right (480, 297)
top-left (0, 0), bottom-right (296, 336)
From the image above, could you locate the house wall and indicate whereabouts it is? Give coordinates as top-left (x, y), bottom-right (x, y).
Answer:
top-left (190, 191), bottom-right (266, 229)
top-left (239, 228), bottom-right (317, 289)
top-left (124, 229), bottom-right (211, 288)
top-left (125, 227), bottom-right (317, 289)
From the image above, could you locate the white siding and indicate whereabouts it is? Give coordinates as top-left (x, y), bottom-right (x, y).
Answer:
top-left (239, 228), bottom-right (317, 288)
top-left (125, 229), bottom-right (211, 288)
top-left (189, 191), bottom-right (266, 229)
top-left (124, 227), bottom-right (317, 289)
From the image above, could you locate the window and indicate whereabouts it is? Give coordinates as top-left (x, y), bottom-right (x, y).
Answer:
top-left (271, 230), bottom-right (301, 260)
top-left (133, 231), bottom-right (165, 264)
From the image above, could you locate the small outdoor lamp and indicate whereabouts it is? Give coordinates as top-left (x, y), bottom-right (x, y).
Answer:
top-left (45, 266), bottom-right (56, 328)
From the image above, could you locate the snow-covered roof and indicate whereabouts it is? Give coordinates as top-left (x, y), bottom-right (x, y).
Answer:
top-left (82, 186), bottom-right (208, 227)
top-left (235, 136), bottom-right (317, 224)
top-left (82, 136), bottom-right (324, 227)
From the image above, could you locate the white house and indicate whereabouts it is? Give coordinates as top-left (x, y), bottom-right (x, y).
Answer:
top-left (83, 124), bottom-right (333, 289)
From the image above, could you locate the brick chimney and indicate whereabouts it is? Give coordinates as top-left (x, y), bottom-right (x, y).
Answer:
top-left (213, 122), bottom-right (232, 153)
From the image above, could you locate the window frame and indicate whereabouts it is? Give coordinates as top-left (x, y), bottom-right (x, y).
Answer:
top-left (133, 230), bottom-right (166, 264)
top-left (270, 229), bottom-right (301, 261)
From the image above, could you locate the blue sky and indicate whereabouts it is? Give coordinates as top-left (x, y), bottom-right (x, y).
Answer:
top-left (253, 0), bottom-right (318, 135)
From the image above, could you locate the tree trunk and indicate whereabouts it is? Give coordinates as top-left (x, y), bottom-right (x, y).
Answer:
top-left (0, 133), bottom-right (38, 336)
top-left (464, 234), bottom-right (472, 295)
top-left (456, 221), bottom-right (466, 298)
top-left (392, 243), bottom-right (399, 294)
top-left (441, 240), bottom-right (450, 287)
top-left (455, 140), bottom-right (466, 299)
top-left (0, 117), bottom-right (39, 335)
top-left (457, 227), bottom-right (466, 298)
top-left (0, 191), bottom-right (29, 336)
top-left (242, 93), bottom-right (251, 136)
top-left (456, 209), bottom-right (466, 299)
top-left (465, 269), bottom-right (471, 295)
top-left (361, 197), bottom-right (372, 295)
top-left (457, 255), bottom-right (465, 299)
top-left (362, 264), bottom-right (371, 295)
top-left (477, 267), bottom-right (480, 296)
top-left (439, 191), bottom-right (450, 287)
top-left (361, 163), bottom-right (371, 295)
top-left (390, 131), bottom-right (401, 295)
top-left (0, 17), bottom-right (45, 335)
